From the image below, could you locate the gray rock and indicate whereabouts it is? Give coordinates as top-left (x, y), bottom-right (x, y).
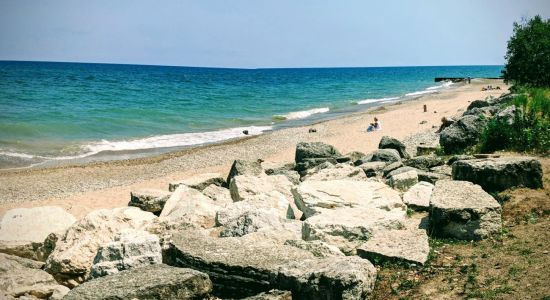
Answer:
top-left (90, 229), bottom-right (162, 278)
top-left (64, 264), bottom-right (212, 300)
top-left (430, 164), bottom-right (453, 176)
top-left (164, 229), bottom-right (377, 299)
top-left (219, 209), bottom-right (284, 237)
top-left (496, 105), bottom-right (516, 125)
top-left (378, 136), bottom-right (410, 158)
top-left (302, 163), bottom-right (366, 182)
top-left (404, 155), bottom-right (444, 171)
top-left (359, 161), bottom-right (387, 177)
top-left (386, 166), bottom-right (419, 178)
top-left (228, 175), bottom-right (302, 219)
top-left (0, 206), bottom-right (76, 244)
top-left (0, 232), bottom-right (59, 262)
top-left (440, 115), bottom-right (488, 154)
top-left (382, 161), bottom-right (404, 177)
top-left (345, 151), bottom-right (367, 163)
top-left (44, 207), bottom-right (157, 287)
top-left (284, 239), bottom-right (344, 257)
top-left (295, 158), bottom-right (338, 176)
top-left (403, 181), bottom-right (434, 211)
top-left (202, 184), bottom-right (233, 205)
top-left (463, 106), bottom-right (497, 117)
top-left (160, 185), bottom-right (221, 228)
top-left (447, 154), bottom-right (476, 165)
top-left (466, 99), bottom-right (490, 111)
top-left (227, 160), bottom-right (264, 185)
top-left (416, 170), bottom-right (450, 184)
top-left (369, 149), bottom-right (402, 163)
top-left (169, 173), bottom-right (226, 192)
top-left (452, 157), bottom-right (543, 192)
top-left (292, 179), bottom-right (405, 218)
top-left (243, 289), bottom-right (292, 300)
top-left (416, 145), bottom-right (438, 156)
top-left (1, 253), bottom-right (70, 300)
top-left (429, 180), bottom-right (502, 240)
top-left (294, 142), bottom-right (341, 164)
top-left (294, 180), bottom-right (407, 253)
top-left (129, 189), bottom-right (172, 214)
top-left (357, 227), bottom-right (430, 265)
top-left (264, 162), bottom-right (301, 185)
top-left (388, 170), bottom-right (418, 192)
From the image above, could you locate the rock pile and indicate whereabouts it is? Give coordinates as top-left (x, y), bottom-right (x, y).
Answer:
top-left (0, 131), bottom-right (543, 299)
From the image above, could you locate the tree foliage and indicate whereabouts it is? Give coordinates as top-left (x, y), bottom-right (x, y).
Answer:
top-left (502, 15), bottom-right (550, 87)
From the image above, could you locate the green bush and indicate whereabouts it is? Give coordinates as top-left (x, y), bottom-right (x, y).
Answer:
top-left (477, 89), bottom-right (550, 154)
top-left (502, 15), bottom-right (550, 88)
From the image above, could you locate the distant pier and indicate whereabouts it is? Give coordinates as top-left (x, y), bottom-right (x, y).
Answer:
top-left (434, 77), bottom-right (502, 82)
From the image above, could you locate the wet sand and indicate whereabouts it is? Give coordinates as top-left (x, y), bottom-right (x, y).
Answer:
top-left (0, 79), bottom-right (508, 218)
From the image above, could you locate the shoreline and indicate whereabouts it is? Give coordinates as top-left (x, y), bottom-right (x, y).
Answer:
top-left (0, 79), bottom-right (508, 218)
top-left (0, 79), bottom-right (457, 171)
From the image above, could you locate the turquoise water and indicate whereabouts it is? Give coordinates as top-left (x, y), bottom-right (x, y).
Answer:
top-left (0, 61), bottom-right (503, 168)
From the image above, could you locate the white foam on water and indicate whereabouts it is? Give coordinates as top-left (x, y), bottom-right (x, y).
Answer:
top-left (84, 125), bottom-right (273, 153)
top-left (426, 80), bottom-right (454, 90)
top-left (357, 97), bottom-right (400, 105)
top-left (405, 90), bottom-right (439, 97)
top-left (0, 125), bottom-right (273, 164)
top-left (275, 107), bottom-right (330, 120)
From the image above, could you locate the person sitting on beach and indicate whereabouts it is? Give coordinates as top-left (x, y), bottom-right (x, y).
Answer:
top-left (367, 117), bottom-right (381, 132)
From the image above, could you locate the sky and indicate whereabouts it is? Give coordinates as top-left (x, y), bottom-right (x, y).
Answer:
top-left (0, 0), bottom-right (549, 68)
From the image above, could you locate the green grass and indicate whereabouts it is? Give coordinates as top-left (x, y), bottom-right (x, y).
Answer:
top-left (477, 87), bottom-right (550, 155)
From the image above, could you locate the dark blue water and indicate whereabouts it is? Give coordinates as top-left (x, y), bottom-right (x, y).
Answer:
top-left (0, 61), bottom-right (502, 168)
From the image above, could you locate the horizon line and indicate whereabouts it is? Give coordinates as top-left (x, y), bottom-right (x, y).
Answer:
top-left (0, 59), bottom-right (505, 70)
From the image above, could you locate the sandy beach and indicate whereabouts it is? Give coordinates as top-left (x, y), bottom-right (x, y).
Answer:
top-left (0, 79), bottom-right (508, 218)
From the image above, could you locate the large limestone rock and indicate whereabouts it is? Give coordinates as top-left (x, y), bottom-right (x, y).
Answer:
top-left (360, 161), bottom-right (387, 177)
top-left (0, 232), bottom-right (59, 262)
top-left (129, 189), bottom-right (172, 214)
top-left (229, 175), bottom-right (302, 219)
top-left (169, 172), bottom-right (226, 192)
top-left (388, 170), bottom-right (418, 192)
top-left (202, 184), bottom-right (233, 205)
top-left (90, 229), bottom-right (162, 278)
top-left (264, 162), bottom-right (300, 185)
top-left (295, 142), bottom-right (341, 163)
top-left (292, 179), bottom-right (405, 218)
top-left (404, 155), bottom-right (444, 171)
top-left (0, 206), bottom-right (76, 243)
top-left (403, 181), bottom-right (434, 211)
top-left (283, 239), bottom-right (344, 257)
top-left (440, 115), bottom-right (488, 153)
top-left (227, 160), bottom-right (263, 184)
top-left (452, 157), bottom-right (543, 192)
top-left (378, 136), bottom-right (410, 158)
top-left (357, 227), bottom-right (430, 265)
top-left (160, 185), bottom-right (222, 228)
top-left (244, 289), bottom-right (292, 300)
top-left (219, 209), bottom-right (285, 237)
top-left (293, 180), bottom-right (407, 253)
top-left (294, 142), bottom-right (341, 175)
top-left (64, 264), bottom-right (212, 300)
top-left (417, 170), bottom-right (450, 184)
top-left (164, 229), bottom-right (377, 299)
top-left (363, 149), bottom-right (401, 163)
top-left (44, 207), bottom-right (156, 287)
top-left (302, 206), bottom-right (406, 254)
top-left (302, 163), bottom-right (366, 182)
top-left (429, 180), bottom-right (502, 240)
top-left (1, 253), bottom-right (70, 300)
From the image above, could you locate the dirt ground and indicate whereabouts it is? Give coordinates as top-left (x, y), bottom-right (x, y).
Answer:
top-left (371, 155), bottom-right (550, 300)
